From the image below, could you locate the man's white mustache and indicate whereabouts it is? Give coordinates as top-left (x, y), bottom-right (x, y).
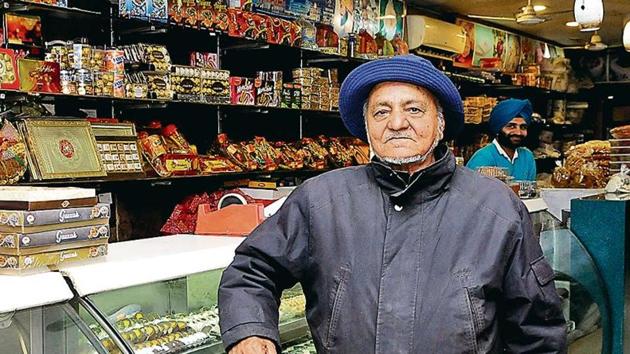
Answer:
top-left (384, 133), bottom-right (414, 142)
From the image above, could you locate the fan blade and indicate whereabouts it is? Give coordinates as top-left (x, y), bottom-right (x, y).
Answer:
top-left (563, 46), bottom-right (586, 49)
top-left (467, 14), bottom-right (516, 21)
top-left (544, 9), bottom-right (573, 15)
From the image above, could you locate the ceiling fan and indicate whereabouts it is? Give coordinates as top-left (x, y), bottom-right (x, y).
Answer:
top-left (564, 32), bottom-right (608, 51)
top-left (467, 0), bottom-right (570, 25)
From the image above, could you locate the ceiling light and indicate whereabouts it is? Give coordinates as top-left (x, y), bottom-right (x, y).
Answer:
top-left (533, 5), bottom-right (547, 12)
top-left (608, 96), bottom-right (614, 100)
top-left (574, 0), bottom-right (604, 32)
top-left (566, 21), bottom-right (579, 27)
top-left (624, 20), bottom-right (630, 52)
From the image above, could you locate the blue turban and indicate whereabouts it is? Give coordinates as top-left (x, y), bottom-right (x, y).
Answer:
top-left (488, 99), bottom-right (533, 135)
top-left (339, 55), bottom-right (464, 141)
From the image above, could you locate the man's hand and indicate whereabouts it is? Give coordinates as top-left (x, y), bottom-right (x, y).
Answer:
top-left (228, 336), bottom-right (277, 354)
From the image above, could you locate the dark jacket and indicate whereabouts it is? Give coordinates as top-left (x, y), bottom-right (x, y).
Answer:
top-left (219, 145), bottom-right (567, 353)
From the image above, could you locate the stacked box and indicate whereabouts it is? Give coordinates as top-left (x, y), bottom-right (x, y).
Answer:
top-left (172, 65), bottom-right (202, 102)
top-left (230, 77), bottom-right (256, 105)
top-left (255, 71), bottom-right (283, 107)
top-left (200, 69), bottom-right (230, 104)
top-left (292, 67), bottom-right (339, 111)
top-left (0, 188), bottom-right (111, 272)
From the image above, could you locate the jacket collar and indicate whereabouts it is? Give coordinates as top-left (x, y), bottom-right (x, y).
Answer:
top-left (368, 144), bottom-right (456, 202)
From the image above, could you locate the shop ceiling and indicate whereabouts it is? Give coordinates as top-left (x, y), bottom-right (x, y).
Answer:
top-left (411, 0), bottom-right (630, 47)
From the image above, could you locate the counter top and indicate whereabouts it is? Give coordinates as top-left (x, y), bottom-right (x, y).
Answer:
top-left (523, 198), bottom-right (548, 213)
top-left (0, 271), bottom-right (73, 313)
top-left (59, 235), bottom-right (244, 296)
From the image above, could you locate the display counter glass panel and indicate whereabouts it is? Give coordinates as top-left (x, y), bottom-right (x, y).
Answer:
top-left (85, 268), bottom-right (307, 354)
top-left (0, 301), bottom-right (111, 354)
top-left (533, 210), bottom-right (608, 354)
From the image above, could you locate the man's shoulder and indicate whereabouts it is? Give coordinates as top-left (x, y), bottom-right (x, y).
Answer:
top-left (517, 147), bottom-right (535, 159)
top-left (451, 166), bottom-right (523, 222)
top-left (300, 165), bottom-right (371, 193)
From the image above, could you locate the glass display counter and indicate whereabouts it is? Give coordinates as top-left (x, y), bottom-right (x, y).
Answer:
top-left (58, 235), bottom-right (309, 354)
top-left (0, 271), bottom-right (122, 354)
top-left (525, 198), bottom-right (609, 354)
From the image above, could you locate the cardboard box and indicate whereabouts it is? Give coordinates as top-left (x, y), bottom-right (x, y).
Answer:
top-left (18, 59), bottom-right (61, 93)
top-left (195, 204), bottom-right (264, 236)
top-left (0, 223), bottom-right (110, 255)
top-left (0, 242), bottom-right (107, 271)
top-left (0, 204), bottom-right (110, 233)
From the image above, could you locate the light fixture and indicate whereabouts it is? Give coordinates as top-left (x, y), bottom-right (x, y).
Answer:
top-left (533, 5), bottom-right (547, 12)
top-left (608, 96), bottom-right (615, 100)
top-left (543, 43), bottom-right (551, 58)
top-left (566, 21), bottom-right (579, 27)
top-left (624, 20), bottom-right (630, 52)
top-left (574, 0), bottom-right (604, 32)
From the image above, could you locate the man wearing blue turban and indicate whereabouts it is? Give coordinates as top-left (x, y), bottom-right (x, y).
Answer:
top-left (467, 98), bottom-right (537, 181)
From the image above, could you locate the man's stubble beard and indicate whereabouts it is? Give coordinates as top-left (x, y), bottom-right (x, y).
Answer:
top-left (364, 107), bottom-right (445, 166)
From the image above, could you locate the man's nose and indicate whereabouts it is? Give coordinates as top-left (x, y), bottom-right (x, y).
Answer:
top-left (513, 128), bottom-right (526, 136)
top-left (387, 111), bottom-right (410, 131)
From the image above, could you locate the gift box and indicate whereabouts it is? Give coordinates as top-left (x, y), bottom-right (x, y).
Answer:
top-left (0, 49), bottom-right (19, 90)
top-left (5, 14), bottom-right (43, 46)
top-left (0, 204), bottom-right (110, 233)
top-left (230, 77), bottom-right (256, 105)
top-left (0, 242), bottom-right (107, 272)
top-left (255, 79), bottom-right (277, 107)
top-left (190, 52), bottom-right (219, 69)
top-left (0, 223), bottom-right (109, 255)
top-left (18, 59), bottom-right (61, 93)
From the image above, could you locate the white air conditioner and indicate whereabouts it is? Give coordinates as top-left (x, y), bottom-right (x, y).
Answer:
top-left (406, 15), bottom-right (466, 60)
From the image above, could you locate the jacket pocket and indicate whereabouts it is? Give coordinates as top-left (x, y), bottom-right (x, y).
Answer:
top-left (463, 287), bottom-right (481, 354)
top-left (325, 266), bottom-right (350, 349)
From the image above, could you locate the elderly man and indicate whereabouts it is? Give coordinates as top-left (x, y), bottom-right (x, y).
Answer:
top-left (218, 55), bottom-right (566, 354)
top-left (467, 98), bottom-right (537, 181)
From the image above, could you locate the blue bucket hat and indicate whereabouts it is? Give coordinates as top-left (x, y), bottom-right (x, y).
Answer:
top-left (339, 55), bottom-right (464, 142)
top-left (488, 98), bottom-right (533, 135)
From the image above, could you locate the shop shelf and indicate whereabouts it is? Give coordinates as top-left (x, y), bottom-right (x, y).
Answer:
top-left (0, 88), bottom-right (340, 115)
top-left (19, 168), bottom-right (332, 186)
top-left (1, 0), bottom-right (103, 18)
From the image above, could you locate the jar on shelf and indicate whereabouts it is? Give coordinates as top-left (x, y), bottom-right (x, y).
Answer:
top-left (76, 69), bottom-right (94, 96)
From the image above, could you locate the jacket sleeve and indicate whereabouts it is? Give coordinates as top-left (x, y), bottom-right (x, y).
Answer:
top-left (500, 202), bottom-right (567, 353)
top-left (218, 184), bottom-right (311, 351)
